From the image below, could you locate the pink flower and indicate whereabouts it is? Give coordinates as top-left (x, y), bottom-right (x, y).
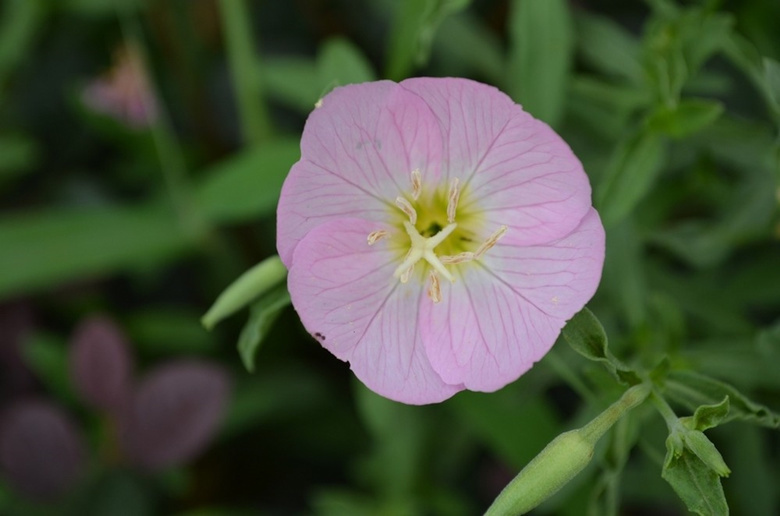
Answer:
top-left (277, 78), bottom-right (605, 404)
top-left (82, 46), bottom-right (157, 129)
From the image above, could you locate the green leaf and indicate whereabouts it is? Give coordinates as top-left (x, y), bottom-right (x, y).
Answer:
top-left (596, 130), bottom-right (667, 227)
top-left (196, 138), bottom-right (300, 224)
top-left (318, 38), bottom-right (375, 90)
top-left (575, 12), bottom-right (642, 82)
top-left (647, 98), bottom-right (724, 139)
top-left (201, 255), bottom-right (288, 330)
top-left (561, 308), bottom-right (641, 386)
top-left (432, 13), bottom-right (503, 82)
top-left (238, 283), bottom-right (291, 372)
top-left (680, 396), bottom-right (730, 432)
top-left (665, 370), bottom-right (780, 428)
top-left (506, 0), bottom-right (573, 126)
top-left (0, 203), bottom-right (192, 300)
top-left (263, 57), bottom-right (320, 112)
top-left (662, 445), bottom-right (729, 516)
top-left (385, 0), bottom-right (471, 80)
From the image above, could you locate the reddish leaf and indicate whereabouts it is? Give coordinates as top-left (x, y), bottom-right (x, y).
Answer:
top-left (0, 400), bottom-right (86, 501)
top-left (120, 360), bottom-right (230, 470)
top-left (69, 315), bottom-right (133, 412)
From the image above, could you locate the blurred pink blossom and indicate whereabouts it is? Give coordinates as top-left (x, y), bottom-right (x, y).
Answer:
top-left (277, 78), bottom-right (605, 404)
top-left (82, 46), bottom-right (158, 129)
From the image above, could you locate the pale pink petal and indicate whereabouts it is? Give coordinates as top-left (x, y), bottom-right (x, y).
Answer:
top-left (278, 82), bottom-right (443, 266)
top-left (420, 209), bottom-right (605, 391)
top-left (287, 218), bottom-right (462, 404)
top-left (400, 78), bottom-right (591, 245)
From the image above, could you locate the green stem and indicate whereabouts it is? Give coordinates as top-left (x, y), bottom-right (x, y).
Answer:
top-left (117, 11), bottom-right (209, 243)
top-left (579, 383), bottom-right (651, 445)
top-left (649, 390), bottom-right (680, 431)
top-left (218, 0), bottom-right (271, 146)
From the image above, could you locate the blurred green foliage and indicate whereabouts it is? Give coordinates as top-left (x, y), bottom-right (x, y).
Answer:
top-left (0, 0), bottom-right (779, 515)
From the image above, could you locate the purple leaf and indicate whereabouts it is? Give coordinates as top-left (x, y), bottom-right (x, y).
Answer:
top-left (119, 360), bottom-right (230, 470)
top-left (69, 315), bottom-right (133, 412)
top-left (0, 400), bottom-right (86, 501)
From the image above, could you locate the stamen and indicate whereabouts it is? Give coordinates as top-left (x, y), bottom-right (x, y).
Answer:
top-left (411, 169), bottom-right (422, 200)
top-left (446, 177), bottom-right (461, 224)
top-left (367, 230), bottom-right (388, 245)
top-left (440, 252), bottom-right (474, 265)
top-left (400, 263), bottom-right (415, 283)
top-left (475, 225), bottom-right (508, 258)
top-left (428, 271), bottom-right (442, 303)
top-left (395, 196), bottom-right (417, 224)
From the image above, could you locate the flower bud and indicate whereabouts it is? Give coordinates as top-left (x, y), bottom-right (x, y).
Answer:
top-left (485, 429), bottom-right (594, 516)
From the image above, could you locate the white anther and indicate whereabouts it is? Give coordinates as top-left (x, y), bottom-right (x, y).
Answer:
top-left (411, 169), bottom-right (422, 200)
top-left (314, 98), bottom-right (323, 108)
top-left (428, 270), bottom-right (442, 303)
top-left (475, 225), bottom-right (508, 258)
top-left (367, 230), bottom-right (388, 245)
top-left (447, 177), bottom-right (460, 224)
top-left (395, 196), bottom-right (417, 224)
top-left (439, 252), bottom-right (474, 265)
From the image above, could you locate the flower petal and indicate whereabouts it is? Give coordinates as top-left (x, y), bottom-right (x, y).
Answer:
top-left (420, 208), bottom-right (605, 391)
top-left (287, 218), bottom-right (462, 404)
top-left (277, 82), bottom-right (443, 266)
top-left (401, 77), bottom-right (591, 245)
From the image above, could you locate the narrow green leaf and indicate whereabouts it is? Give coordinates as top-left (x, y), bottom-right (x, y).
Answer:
top-left (597, 130), bottom-right (667, 227)
top-left (665, 370), bottom-right (780, 428)
top-left (662, 446), bottom-right (728, 515)
top-left (506, 0), bottom-right (573, 126)
top-left (201, 255), bottom-right (288, 330)
top-left (562, 308), bottom-right (641, 385)
top-left (385, 0), bottom-right (471, 80)
top-left (196, 138), bottom-right (300, 224)
top-left (0, 204), bottom-right (192, 300)
top-left (318, 38), bottom-right (375, 90)
top-left (218, 0), bottom-right (271, 145)
top-left (647, 99), bottom-right (724, 139)
top-left (575, 12), bottom-right (642, 82)
top-left (238, 284), bottom-right (291, 372)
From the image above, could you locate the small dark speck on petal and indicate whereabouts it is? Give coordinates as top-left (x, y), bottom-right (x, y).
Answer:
top-left (314, 332), bottom-right (326, 341)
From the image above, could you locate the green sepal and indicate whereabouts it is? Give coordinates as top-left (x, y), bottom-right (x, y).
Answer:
top-left (237, 283), bottom-right (291, 373)
top-left (562, 308), bottom-right (641, 386)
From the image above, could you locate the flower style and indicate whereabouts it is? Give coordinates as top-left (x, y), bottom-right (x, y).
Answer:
top-left (277, 78), bottom-right (605, 404)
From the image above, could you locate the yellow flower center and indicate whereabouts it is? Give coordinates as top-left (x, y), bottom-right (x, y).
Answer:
top-left (368, 169), bottom-right (507, 303)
